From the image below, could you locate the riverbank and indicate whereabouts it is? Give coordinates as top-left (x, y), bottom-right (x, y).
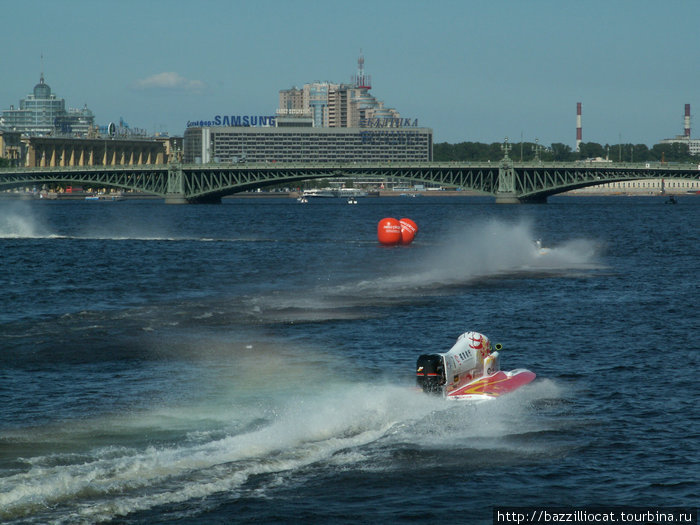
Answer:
top-left (1, 189), bottom-right (695, 201)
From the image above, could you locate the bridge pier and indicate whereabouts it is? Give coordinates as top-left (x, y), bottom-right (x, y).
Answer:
top-left (496, 144), bottom-right (522, 203)
top-left (164, 194), bottom-right (188, 204)
top-left (165, 163), bottom-right (187, 204)
top-left (495, 141), bottom-right (552, 203)
top-left (494, 192), bottom-right (521, 204)
top-left (495, 140), bottom-right (522, 203)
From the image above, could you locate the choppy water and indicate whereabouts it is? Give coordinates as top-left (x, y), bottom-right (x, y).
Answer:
top-left (0, 195), bottom-right (697, 524)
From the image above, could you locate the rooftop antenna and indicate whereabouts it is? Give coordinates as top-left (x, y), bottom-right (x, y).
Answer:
top-left (353, 49), bottom-right (371, 90)
top-left (40, 52), bottom-right (44, 83)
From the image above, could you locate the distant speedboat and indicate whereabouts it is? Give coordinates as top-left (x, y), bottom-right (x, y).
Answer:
top-left (338, 188), bottom-right (367, 198)
top-left (301, 188), bottom-right (366, 199)
top-left (302, 189), bottom-right (337, 198)
top-left (416, 331), bottom-right (535, 402)
top-left (86, 193), bottom-right (124, 201)
top-left (533, 239), bottom-right (551, 255)
top-left (347, 197), bottom-right (358, 204)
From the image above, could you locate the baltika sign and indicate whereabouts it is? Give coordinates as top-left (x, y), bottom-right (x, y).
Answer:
top-left (360, 130), bottom-right (424, 145)
top-left (186, 115), bottom-right (277, 128)
top-left (360, 118), bottom-right (419, 128)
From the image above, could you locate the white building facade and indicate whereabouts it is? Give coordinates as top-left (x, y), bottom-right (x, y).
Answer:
top-left (184, 125), bottom-right (432, 164)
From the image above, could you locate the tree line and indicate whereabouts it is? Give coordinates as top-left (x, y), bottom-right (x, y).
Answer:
top-left (2, 141), bottom-right (695, 166)
top-left (433, 141), bottom-right (695, 163)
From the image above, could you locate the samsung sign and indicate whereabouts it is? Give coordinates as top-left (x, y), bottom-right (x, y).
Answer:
top-left (187, 115), bottom-right (276, 128)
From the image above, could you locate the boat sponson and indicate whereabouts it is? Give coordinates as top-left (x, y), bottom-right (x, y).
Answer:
top-left (446, 369), bottom-right (535, 400)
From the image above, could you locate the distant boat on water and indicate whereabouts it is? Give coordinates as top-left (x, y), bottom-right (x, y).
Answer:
top-left (301, 188), bottom-right (366, 199)
top-left (85, 192), bottom-right (125, 201)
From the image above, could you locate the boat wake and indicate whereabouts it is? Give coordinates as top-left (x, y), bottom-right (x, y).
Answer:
top-left (0, 205), bottom-right (51, 238)
top-left (0, 215), bottom-right (603, 337)
top-left (240, 218), bottom-right (603, 322)
top-left (0, 352), bottom-right (565, 524)
top-left (407, 218), bottom-right (602, 282)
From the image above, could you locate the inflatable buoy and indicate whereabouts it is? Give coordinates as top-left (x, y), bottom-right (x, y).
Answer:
top-left (399, 218), bottom-right (418, 245)
top-left (377, 217), bottom-right (418, 245)
top-left (377, 217), bottom-right (402, 245)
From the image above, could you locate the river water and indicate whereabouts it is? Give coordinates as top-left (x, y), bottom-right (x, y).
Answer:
top-left (0, 195), bottom-right (697, 524)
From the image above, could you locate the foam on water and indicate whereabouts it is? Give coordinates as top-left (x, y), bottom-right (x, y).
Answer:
top-left (241, 218), bottom-right (603, 322)
top-left (408, 218), bottom-right (602, 282)
top-left (0, 203), bottom-right (49, 238)
top-left (0, 367), bottom-right (564, 524)
top-left (0, 201), bottom-right (275, 242)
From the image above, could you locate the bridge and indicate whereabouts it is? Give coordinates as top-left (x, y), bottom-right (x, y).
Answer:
top-left (1, 158), bottom-right (698, 204)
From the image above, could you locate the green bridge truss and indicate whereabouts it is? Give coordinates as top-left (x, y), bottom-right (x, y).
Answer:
top-left (1, 159), bottom-right (698, 204)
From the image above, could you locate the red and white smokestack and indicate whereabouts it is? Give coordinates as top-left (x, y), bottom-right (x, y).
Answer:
top-left (684, 104), bottom-right (691, 137)
top-left (576, 102), bottom-right (582, 151)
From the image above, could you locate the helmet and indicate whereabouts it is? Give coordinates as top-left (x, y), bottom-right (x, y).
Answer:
top-left (457, 331), bottom-right (492, 361)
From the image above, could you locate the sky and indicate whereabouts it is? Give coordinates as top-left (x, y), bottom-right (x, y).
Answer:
top-left (2, 0), bottom-right (698, 147)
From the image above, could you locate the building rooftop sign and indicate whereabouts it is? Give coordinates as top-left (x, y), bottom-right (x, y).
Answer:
top-left (186, 115), bottom-right (277, 128)
top-left (360, 118), bottom-right (419, 128)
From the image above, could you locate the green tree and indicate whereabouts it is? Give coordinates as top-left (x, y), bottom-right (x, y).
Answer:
top-left (434, 140), bottom-right (695, 163)
top-left (650, 142), bottom-right (690, 162)
top-left (549, 143), bottom-right (573, 161)
top-left (433, 142), bottom-right (455, 161)
top-left (578, 142), bottom-right (606, 159)
top-left (630, 144), bottom-right (649, 162)
top-left (487, 142), bottom-right (503, 161)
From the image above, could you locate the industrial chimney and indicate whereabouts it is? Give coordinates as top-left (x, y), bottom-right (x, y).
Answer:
top-left (684, 104), bottom-right (691, 137)
top-left (576, 102), bottom-right (582, 151)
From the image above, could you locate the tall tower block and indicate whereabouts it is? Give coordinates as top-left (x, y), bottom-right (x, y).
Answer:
top-left (684, 104), bottom-right (691, 137)
top-left (576, 102), bottom-right (582, 151)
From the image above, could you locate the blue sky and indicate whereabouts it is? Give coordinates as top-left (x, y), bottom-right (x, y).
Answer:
top-left (2, 0), bottom-right (697, 147)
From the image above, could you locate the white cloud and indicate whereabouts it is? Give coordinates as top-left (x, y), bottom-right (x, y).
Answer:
top-left (132, 72), bottom-right (204, 93)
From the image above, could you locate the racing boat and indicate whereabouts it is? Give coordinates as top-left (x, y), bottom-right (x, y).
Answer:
top-left (534, 239), bottom-right (551, 255)
top-left (416, 331), bottom-right (535, 401)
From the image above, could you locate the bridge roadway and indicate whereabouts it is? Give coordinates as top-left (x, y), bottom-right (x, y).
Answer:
top-left (1, 160), bottom-right (698, 203)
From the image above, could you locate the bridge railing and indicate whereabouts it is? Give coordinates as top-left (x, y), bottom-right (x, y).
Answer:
top-left (2, 160), bottom-right (699, 172)
top-left (514, 161), bottom-right (700, 170)
top-left (176, 160), bottom-right (700, 171)
top-left (0, 164), bottom-right (169, 174)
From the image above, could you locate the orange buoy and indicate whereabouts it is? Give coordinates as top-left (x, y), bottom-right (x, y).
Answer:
top-left (377, 217), bottom-right (402, 245)
top-left (399, 218), bottom-right (418, 245)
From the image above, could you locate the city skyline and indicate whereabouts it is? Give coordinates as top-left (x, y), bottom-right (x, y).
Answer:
top-left (1, 0), bottom-right (698, 147)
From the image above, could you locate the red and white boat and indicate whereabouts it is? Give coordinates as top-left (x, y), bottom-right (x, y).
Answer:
top-left (416, 331), bottom-right (535, 401)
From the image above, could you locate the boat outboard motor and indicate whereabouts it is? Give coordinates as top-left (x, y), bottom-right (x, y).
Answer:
top-left (416, 354), bottom-right (445, 395)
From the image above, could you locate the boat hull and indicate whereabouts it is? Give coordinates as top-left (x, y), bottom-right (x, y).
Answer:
top-left (445, 369), bottom-right (535, 401)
